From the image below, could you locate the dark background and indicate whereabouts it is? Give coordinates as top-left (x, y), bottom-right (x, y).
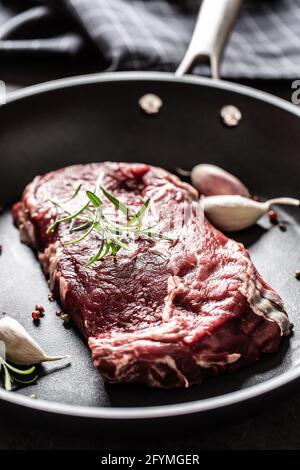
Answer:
top-left (0, 55), bottom-right (298, 450)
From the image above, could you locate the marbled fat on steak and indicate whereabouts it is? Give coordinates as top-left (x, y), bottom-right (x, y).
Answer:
top-left (12, 162), bottom-right (291, 388)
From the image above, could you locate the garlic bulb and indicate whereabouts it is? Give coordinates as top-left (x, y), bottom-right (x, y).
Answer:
top-left (0, 316), bottom-right (68, 365)
top-left (201, 195), bottom-right (300, 231)
top-left (191, 164), bottom-right (250, 197)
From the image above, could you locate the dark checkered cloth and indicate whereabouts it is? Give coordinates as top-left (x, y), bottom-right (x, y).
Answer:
top-left (0, 0), bottom-right (299, 78)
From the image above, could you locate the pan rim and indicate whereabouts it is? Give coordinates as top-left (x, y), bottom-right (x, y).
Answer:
top-left (0, 365), bottom-right (299, 420)
top-left (5, 71), bottom-right (300, 118)
top-left (1, 70), bottom-right (300, 421)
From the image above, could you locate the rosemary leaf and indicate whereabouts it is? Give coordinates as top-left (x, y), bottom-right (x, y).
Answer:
top-left (127, 199), bottom-right (150, 227)
top-left (86, 191), bottom-right (103, 208)
top-left (64, 223), bottom-right (94, 246)
top-left (63, 184), bottom-right (82, 203)
top-left (47, 202), bottom-right (90, 233)
top-left (50, 200), bottom-right (72, 216)
top-left (12, 375), bottom-right (38, 385)
top-left (100, 242), bottom-right (111, 260)
top-left (3, 365), bottom-right (12, 391)
top-left (100, 186), bottom-right (131, 218)
top-left (4, 362), bottom-right (36, 375)
top-left (0, 357), bottom-right (38, 390)
top-left (69, 218), bottom-right (75, 233)
top-left (85, 240), bottom-right (105, 267)
top-left (70, 221), bottom-right (92, 233)
top-left (111, 243), bottom-right (121, 256)
top-left (113, 238), bottom-right (130, 251)
top-left (50, 184), bottom-right (82, 209)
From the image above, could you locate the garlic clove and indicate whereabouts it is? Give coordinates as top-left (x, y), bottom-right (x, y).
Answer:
top-left (202, 195), bottom-right (262, 231)
top-left (201, 195), bottom-right (300, 232)
top-left (0, 316), bottom-right (68, 365)
top-left (191, 164), bottom-right (250, 198)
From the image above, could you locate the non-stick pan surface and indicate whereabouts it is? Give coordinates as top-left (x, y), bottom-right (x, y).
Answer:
top-left (0, 72), bottom-right (300, 426)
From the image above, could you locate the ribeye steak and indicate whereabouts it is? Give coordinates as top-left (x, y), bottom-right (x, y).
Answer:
top-left (12, 162), bottom-right (291, 388)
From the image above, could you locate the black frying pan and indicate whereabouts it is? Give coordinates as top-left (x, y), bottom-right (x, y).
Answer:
top-left (1, 0), bottom-right (300, 431)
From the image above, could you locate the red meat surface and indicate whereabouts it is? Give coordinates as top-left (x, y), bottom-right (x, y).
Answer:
top-left (12, 162), bottom-right (291, 388)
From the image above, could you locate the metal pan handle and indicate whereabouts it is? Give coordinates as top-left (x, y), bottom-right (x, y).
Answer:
top-left (175, 0), bottom-right (241, 79)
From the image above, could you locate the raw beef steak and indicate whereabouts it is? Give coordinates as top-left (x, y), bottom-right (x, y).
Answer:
top-left (12, 162), bottom-right (291, 388)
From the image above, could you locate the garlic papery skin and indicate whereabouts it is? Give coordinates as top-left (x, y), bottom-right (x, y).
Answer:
top-left (191, 164), bottom-right (250, 198)
top-left (0, 316), bottom-right (68, 365)
top-left (201, 195), bottom-right (300, 232)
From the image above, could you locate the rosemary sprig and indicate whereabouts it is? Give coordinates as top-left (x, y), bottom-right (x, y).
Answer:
top-left (47, 184), bottom-right (170, 266)
top-left (63, 183), bottom-right (82, 203)
top-left (0, 357), bottom-right (38, 391)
